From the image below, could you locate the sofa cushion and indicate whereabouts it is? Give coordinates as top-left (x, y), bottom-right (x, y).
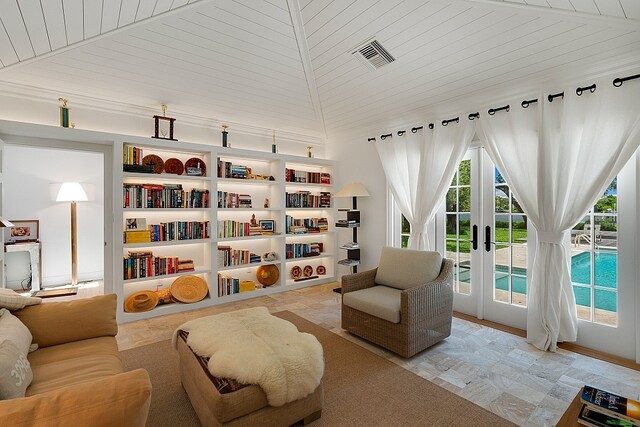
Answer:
top-left (26, 337), bottom-right (123, 396)
top-left (343, 285), bottom-right (402, 323)
top-left (375, 247), bottom-right (442, 290)
top-left (0, 309), bottom-right (33, 356)
top-left (0, 340), bottom-right (33, 399)
top-left (0, 288), bottom-right (41, 310)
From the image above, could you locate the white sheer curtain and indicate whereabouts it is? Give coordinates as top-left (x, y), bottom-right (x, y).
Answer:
top-left (375, 122), bottom-right (474, 250)
top-left (476, 79), bottom-right (640, 351)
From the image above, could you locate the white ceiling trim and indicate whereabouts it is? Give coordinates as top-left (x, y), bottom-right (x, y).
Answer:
top-left (463, 0), bottom-right (640, 27)
top-left (0, 0), bottom-right (211, 73)
top-left (0, 79), bottom-right (326, 146)
top-left (287, 0), bottom-right (327, 139)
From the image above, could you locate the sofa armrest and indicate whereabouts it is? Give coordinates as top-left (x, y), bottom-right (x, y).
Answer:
top-left (401, 259), bottom-right (454, 322)
top-left (0, 369), bottom-right (152, 427)
top-left (341, 268), bottom-right (377, 294)
top-left (13, 294), bottom-right (118, 348)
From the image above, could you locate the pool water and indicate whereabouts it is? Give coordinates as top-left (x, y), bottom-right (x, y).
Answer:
top-left (490, 252), bottom-right (617, 312)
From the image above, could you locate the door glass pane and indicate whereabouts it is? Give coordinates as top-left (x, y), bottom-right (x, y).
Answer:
top-left (511, 215), bottom-right (527, 243)
top-left (573, 285), bottom-right (591, 321)
top-left (571, 251), bottom-right (591, 285)
top-left (458, 160), bottom-right (471, 185)
top-left (594, 252), bottom-right (616, 289)
top-left (594, 214), bottom-right (617, 250)
top-left (459, 187), bottom-right (471, 212)
top-left (495, 214), bottom-right (509, 243)
top-left (458, 214), bottom-right (470, 241)
top-left (446, 188), bottom-right (457, 212)
top-left (594, 289), bottom-right (617, 326)
top-left (495, 186), bottom-right (509, 212)
top-left (494, 270), bottom-right (508, 303)
top-left (511, 275), bottom-right (527, 307)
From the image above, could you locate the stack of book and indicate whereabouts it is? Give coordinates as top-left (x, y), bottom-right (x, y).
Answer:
top-left (285, 168), bottom-right (331, 184)
top-left (148, 221), bottom-right (210, 241)
top-left (217, 160), bottom-right (250, 179)
top-left (123, 251), bottom-right (184, 279)
top-left (286, 242), bottom-right (324, 259)
top-left (336, 219), bottom-right (359, 227)
top-left (217, 246), bottom-right (261, 267)
top-left (578, 385), bottom-right (640, 427)
top-left (285, 191), bottom-right (331, 208)
top-left (285, 216), bottom-right (329, 234)
top-left (217, 191), bottom-right (252, 208)
top-left (177, 259), bottom-right (195, 272)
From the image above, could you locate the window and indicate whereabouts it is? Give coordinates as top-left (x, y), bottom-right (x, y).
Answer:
top-left (400, 215), bottom-right (410, 248)
top-left (571, 178), bottom-right (618, 326)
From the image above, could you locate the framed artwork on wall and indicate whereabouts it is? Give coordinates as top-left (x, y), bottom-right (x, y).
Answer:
top-left (4, 220), bottom-right (39, 244)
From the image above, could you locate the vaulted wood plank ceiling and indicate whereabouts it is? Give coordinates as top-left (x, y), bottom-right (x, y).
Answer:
top-left (0, 0), bottom-right (638, 141)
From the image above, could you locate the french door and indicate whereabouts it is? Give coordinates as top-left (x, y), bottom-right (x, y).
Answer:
top-left (437, 148), bottom-right (529, 330)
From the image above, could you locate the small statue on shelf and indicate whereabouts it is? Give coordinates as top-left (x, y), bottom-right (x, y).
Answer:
top-left (264, 198), bottom-right (270, 208)
top-left (250, 214), bottom-right (258, 226)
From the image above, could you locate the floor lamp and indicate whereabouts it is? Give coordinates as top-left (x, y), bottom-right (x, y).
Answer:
top-left (333, 182), bottom-right (370, 293)
top-left (56, 183), bottom-right (87, 286)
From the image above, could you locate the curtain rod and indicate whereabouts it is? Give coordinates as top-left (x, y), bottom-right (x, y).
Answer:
top-left (368, 71), bottom-right (639, 141)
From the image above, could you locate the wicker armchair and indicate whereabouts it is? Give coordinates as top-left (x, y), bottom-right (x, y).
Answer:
top-left (341, 247), bottom-right (454, 358)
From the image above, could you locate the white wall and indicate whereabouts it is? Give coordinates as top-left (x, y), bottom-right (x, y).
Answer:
top-left (3, 145), bottom-right (104, 288)
top-left (327, 133), bottom-right (388, 279)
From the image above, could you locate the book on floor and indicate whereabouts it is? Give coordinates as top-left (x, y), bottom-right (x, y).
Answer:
top-left (578, 404), bottom-right (640, 427)
top-left (581, 385), bottom-right (640, 424)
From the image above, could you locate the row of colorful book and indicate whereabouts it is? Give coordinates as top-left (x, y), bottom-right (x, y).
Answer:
top-left (123, 251), bottom-right (194, 280)
top-left (148, 221), bottom-right (210, 242)
top-left (285, 191), bottom-right (331, 208)
top-left (286, 242), bottom-right (324, 259)
top-left (285, 169), bottom-right (331, 184)
top-left (285, 216), bottom-right (328, 234)
top-left (578, 385), bottom-right (640, 427)
top-left (123, 184), bottom-right (210, 208)
top-left (218, 160), bottom-right (250, 179)
top-left (217, 246), bottom-right (261, 267)
top-left (217, 220), bottom-right (269, 238)
top-left (123, 145), bottom-right (144, 166)
top-left (218, 274), bottom-right (261, 296)
top-left (217, 191), bottom-right (252, 208)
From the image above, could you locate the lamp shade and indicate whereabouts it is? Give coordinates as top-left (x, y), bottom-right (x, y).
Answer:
top-left (334, 182), bottom-right (370, 198)
top-left (56, 182), bottom-right (88, 202)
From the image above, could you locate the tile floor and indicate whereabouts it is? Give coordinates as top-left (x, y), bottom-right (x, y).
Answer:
top-left (116, 283), bottom-right (640, 427)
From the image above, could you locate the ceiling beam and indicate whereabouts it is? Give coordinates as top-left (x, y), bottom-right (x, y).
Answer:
top-left (286, 0), bottom-right (327, 140)
top-left (0, 0), bottom-right (211, 74)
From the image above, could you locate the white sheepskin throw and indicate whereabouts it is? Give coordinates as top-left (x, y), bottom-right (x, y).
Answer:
top-left (172, 307), bottom-right (324, 406)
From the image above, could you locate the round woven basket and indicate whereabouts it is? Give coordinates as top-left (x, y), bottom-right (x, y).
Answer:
top-left (256, 264), bottom-right (279, 286)
top-left (171, 275), bottom-right (208, 303)
top-left (142, 154), bottom-right (165, 174)
top-left (164, 158), bottom-right (184, 175)
top-left (124, 290), bottom-right (159, 313)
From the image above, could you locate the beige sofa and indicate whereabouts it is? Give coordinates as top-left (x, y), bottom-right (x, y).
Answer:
top-left (0, 294), bottom-right (152, 427)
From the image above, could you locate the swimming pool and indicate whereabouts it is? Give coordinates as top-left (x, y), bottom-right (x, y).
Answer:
top-left (491, 252), bottom-right (617, 311)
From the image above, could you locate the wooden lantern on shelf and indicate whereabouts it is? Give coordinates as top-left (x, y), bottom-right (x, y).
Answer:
top-left (152, 104), bottom-right (177, 141)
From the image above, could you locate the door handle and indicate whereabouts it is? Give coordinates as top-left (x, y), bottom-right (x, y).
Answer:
top-left (470, 225), bottom-right (478, 250)
top-left (485, 225), bottom-right (492, 252)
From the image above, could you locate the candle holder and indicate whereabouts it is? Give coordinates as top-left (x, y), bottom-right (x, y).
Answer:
top-left (307, 146), bottom-right (313, 158)
top-left (222, 124), bottom-right (229, 148)
top-left (272, 130), bottom-right (277, 153)
top-left (152, 104), bottom-right (177, 141)
top-left (58, 98), bottom-right (70, 128)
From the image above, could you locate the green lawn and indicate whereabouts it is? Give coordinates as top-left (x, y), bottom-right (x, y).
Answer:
top-left (446, 228), bottom-right (527, 253)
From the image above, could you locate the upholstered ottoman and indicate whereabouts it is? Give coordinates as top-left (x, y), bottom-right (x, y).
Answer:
top-left (174, 308), bottom-right (324, 427)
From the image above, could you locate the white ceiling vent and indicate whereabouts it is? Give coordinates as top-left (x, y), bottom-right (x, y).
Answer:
top-left (352, 39), bottom-right (395, 70)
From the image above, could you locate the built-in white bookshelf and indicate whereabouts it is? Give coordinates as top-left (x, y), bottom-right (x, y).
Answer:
top-left (115, 141), bottom-right (336, 322)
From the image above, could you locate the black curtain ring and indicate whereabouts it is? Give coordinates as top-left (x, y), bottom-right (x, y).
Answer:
top-left (397, 130), bottom-right (406, 136)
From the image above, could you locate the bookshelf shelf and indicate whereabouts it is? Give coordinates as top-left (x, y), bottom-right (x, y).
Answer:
top-left (123, 172), bottom-right (211, 182)
top-left (123, 268), bottom-right (211, 283)
top-left (217, 261), bottom-right (279, 272)
top-left (218, 208), bottom-right (281, 211)
top-left (123, 238), bottom-right (211, 248)
top-left (285, 253), bottom-right (333, 263)
top-left (217, 178), bottom-right (279, 186)
top-left (123, 207), bottom-right (209, 212)
top-left (284, 182), bottom-right (332, 188)
top-left (216, 234), bottom-right (283, 242)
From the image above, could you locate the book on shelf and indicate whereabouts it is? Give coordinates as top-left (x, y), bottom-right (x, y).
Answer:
top-left (123, 183), bottom-right (210, 209)
top-left (578, 404), bottom-right (639, 427)
top-left (124, 230), bottom-right (151, 243)
top-left (286, 242), bottom-right (324, 259)
top-left (285, 168), bottom-right (331, 185)
top-left (147, 221), bottom-right (210, 241)
top-left (340, 242), bottom-right (359, 250)
top-left (217, 245), bottom-right (261, 267)
top-left (581, 386), bottom-right (640, 424)
top-left (217, 191), bottom-right (252, 209)
top-left (123, 253), bottom-right (182, 280)
top-left (123, 145), bottom-right (143, 166)
top-left (285, 191), bottom-right (331, 208)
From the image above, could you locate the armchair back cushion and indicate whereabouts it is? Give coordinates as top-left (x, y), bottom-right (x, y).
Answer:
top-left (14, 294), bottom-right (117, 349)
top-left (375, 247), bottom-right (442, 290)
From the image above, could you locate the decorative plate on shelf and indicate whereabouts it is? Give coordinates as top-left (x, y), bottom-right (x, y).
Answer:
top-left (256, 264), bottom-right (279, 286)
top-left (291, 266), bottom-right (302, 280)
top-left (142, 154), bottom-right (165, 174)
top-left (303, 265), bottom-right (313, 277)
top-left (316, 265), bottom-right (326, 275)
top-left (164, 158), bottom-right (184, 175)
top-left (185, 157), bottom-right (206, 176)
top-left (171, 275), bottom-right (208, 303)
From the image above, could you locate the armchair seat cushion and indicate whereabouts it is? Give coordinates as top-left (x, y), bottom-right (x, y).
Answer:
top-left (375, 247), bottom-right (442, 290)
top-left (342, 285), bottom-right (401, 324)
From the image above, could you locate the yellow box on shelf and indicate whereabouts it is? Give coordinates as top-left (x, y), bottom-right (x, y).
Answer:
top-left (239, 280), bottom-right (256, 292)
top-left (125, 230), bottom-right (151, 243)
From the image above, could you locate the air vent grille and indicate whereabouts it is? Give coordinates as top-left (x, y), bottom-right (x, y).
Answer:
top-left (352, 39), bottom-right (395, 70)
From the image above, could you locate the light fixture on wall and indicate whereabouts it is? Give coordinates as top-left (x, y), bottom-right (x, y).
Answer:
top-left (56, 183), bottom-right (87, 286)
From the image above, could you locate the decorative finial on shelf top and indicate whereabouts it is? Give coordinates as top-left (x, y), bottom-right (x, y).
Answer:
top-left (58, 98), bottom-right (68, 107)
top-left (161, 104), bottom-right (167, 117)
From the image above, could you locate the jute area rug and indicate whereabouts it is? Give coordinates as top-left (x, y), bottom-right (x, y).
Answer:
top-left (121, 311), bottom-right (514, 427)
